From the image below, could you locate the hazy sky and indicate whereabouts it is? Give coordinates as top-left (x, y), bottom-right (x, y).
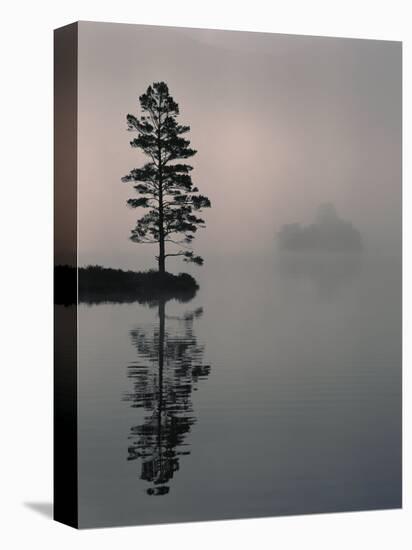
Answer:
top-left (77, 22), bottom-right (401, 271)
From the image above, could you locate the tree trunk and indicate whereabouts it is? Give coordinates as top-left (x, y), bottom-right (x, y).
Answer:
top-left (158, 187), bottom-right (165, 276)
top-left (157, 110), bottom-right (165, 277)
top-left (158, 237), bottom-right (165, 276)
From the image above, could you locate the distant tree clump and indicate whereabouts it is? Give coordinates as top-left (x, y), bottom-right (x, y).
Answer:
top-left (122, 82), bottom-right (211, 275)
top-left (278, 204), bottom-right (363, 252)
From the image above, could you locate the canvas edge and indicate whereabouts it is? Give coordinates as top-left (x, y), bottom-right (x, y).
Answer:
top-left (53, 21), bottom-right (79, 529)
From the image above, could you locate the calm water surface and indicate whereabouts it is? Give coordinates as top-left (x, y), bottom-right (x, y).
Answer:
top-left (76, 254), bottom-right (401, 527)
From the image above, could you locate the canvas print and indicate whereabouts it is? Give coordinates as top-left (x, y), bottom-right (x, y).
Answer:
top-left (54, 22), bottom-right (402, 528)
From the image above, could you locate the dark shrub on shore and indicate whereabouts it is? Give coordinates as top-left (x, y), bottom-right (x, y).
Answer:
top-left (54, 265), bottom-right (198, 305)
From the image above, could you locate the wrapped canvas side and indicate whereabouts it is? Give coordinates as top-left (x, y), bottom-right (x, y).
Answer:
top-left (54, 22), bottom-right (79, 529)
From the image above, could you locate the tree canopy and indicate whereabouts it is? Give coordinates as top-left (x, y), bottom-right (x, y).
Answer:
top-left (122, 82), bottom-right (211, 274)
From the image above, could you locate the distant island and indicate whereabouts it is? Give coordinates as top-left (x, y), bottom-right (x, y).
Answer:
top-left (278, 204), bottom-right (362, 253)
top-left (54, 265), bottom-right (198, 305)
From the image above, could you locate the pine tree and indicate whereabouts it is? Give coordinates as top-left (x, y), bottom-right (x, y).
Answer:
top-left (122, 82), bottom-right (211, 275)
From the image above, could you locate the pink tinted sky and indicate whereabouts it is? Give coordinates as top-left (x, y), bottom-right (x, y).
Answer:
top-left (77, 22), bottom-right (401, 271)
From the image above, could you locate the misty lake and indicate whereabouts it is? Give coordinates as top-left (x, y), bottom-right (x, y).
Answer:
top-left (74, 254), bottom-right (401, 528)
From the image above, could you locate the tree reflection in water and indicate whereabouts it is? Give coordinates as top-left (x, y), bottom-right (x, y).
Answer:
top-left (124, 298), bottom-right (210, 495)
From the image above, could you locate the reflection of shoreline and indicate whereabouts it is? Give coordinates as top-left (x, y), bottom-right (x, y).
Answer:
top-left (276, 251), bottom-right (363, 297)
top-left (77, 288), bottom-right (197, 306)
top-left (124, 299), bottom-right (210, 496)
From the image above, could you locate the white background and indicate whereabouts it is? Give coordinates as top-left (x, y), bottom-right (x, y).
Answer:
top-left (0, 1), bottom-right (409, 548)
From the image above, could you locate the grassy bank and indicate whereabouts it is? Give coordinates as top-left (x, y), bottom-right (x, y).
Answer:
top-left (54, 265), bottom-right (198, 305)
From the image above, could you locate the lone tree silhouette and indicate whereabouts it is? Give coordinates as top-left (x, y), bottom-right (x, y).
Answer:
top-left (122, 82), bottom-right (211, 276)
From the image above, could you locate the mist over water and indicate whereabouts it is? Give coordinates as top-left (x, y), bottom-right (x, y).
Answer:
top-left (77, 252), bottom-right (401, 527)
